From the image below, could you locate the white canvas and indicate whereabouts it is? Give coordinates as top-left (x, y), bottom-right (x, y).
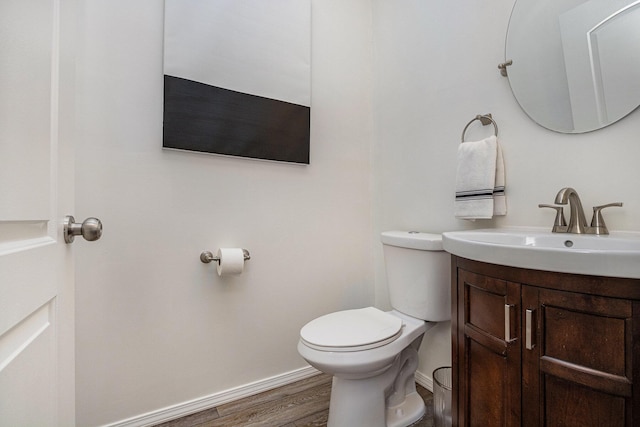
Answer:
top-left (164, 0), bottom-right (311, 107)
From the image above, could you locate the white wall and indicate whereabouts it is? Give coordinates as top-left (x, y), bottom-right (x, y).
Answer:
top-left (74, 1), bottom-right (374, 425)
top-left (74, 0), bottom-right (640, 424)
top-left (371, 0), bottom-right (640, 381)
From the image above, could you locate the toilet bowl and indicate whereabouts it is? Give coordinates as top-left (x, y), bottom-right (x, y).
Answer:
top-left (297, 232), bottom-right (450, 427)
top-left (298, 308), bottom-right (435, 427)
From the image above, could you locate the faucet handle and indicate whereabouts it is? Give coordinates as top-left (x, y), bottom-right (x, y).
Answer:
top-left (590, 202), bottom-right (623, 235)
top-left (538, 204), bottom-right (567, 233)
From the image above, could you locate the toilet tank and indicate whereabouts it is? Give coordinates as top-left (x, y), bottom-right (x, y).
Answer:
top-left (381, 231), bottom-right (451, 322)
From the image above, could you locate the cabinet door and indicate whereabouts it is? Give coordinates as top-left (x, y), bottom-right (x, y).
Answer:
top-left (455, 269), bottom-right (521, 427)
top-left (522, 286), bottom-right (636, 426)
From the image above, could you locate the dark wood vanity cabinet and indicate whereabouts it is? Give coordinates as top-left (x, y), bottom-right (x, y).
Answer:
top-left (451, 256), bottom-right (640, 427)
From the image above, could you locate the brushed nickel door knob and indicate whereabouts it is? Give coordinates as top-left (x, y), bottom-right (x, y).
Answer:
top-left (64, 216), bottom-right (103, 243)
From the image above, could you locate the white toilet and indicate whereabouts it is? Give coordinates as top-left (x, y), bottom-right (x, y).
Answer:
top-left (297, 231), bottom-right (450, 427)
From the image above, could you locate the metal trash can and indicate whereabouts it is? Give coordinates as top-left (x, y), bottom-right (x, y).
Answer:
top-left (433, 367), bottom-right (452, 427)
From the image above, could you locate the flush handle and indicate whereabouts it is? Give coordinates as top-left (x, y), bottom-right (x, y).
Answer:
top-left (64, 216), bottom-right (103, 244)
top-left (526, 308), bottom-right (536, 350)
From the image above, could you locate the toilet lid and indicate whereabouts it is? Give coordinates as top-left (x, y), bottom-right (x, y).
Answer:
top-left (300, 307), bottom-right (403, 352)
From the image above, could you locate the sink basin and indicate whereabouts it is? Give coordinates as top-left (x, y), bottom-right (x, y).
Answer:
top-left (442, 227), bottom-right (640, 279)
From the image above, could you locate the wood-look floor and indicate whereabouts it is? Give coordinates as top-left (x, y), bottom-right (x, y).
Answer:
top-left (154, 373), bottom-right (434, 427)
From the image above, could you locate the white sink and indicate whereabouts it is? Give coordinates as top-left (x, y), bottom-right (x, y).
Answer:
top-left (442, 227), bottom-right (640, 279)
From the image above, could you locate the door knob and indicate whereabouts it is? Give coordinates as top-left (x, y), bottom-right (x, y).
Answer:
top-left (64, 216), bottom-right (103, 243)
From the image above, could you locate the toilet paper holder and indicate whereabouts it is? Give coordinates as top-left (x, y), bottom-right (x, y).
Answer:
top-left (200, 249), bottom-right (251, 264)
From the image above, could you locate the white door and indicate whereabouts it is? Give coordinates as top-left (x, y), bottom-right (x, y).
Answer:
top-left (0, 1), bottom-right (82, 425)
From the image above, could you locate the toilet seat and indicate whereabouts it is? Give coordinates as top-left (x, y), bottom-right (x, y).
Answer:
top-left (300, 307), bottom-right (403, 352)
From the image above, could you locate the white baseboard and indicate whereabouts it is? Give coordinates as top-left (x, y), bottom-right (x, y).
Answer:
top-left (415, 369), bottom-right (433, 392)
top-left (102, 366), bottom-right (435, 427)
top-left (102, 366), bottom-right (321, 427)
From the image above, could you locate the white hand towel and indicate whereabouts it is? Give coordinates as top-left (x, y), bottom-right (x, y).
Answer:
top-left (455, 135), bottom-right (506, 219)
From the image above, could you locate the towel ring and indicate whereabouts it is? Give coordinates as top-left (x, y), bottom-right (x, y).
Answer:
top-left (461, 114), bottom-right (499, 142)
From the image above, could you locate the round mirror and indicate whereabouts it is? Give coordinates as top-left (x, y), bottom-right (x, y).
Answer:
top-left (505, 0), bottom-right (640, 133)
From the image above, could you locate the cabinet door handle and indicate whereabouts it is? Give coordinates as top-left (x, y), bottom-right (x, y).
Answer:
top-left (526, 308), bottom-right (536, 350)
top-left (505, 304), bottom-right (514, 342)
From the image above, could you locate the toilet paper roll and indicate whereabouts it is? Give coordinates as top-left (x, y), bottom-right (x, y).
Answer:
top-left (216, 248), bottom-right (245, 276)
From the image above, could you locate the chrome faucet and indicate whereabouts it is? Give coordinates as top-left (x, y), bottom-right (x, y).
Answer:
top-left (554, 187), bottom-right (589, 233)
top-left (539, 187), bottom-right (623, 235)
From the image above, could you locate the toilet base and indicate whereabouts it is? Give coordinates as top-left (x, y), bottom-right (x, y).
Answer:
top-left (328, 375), bottom-right (387, 427)
top-left (326, 339), bottom-right (425, 427)
top-left (326, 375), bottom-right (426, 427)
top-left (387, 391), bottom-right (425, 427)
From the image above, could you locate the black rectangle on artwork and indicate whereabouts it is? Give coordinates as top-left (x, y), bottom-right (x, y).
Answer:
top-left (163, 75), bottom-right (310, 164)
